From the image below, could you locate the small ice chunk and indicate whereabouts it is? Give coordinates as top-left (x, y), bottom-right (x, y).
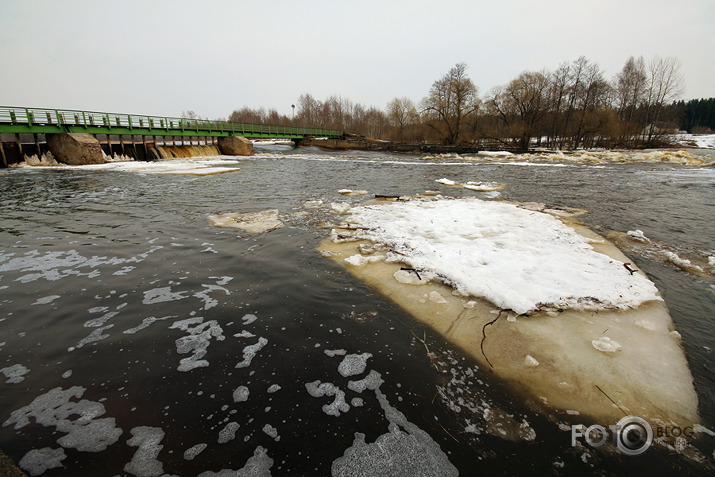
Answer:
top-left (218, 422), bottom-right (240, 444)
top-left (338, 189), bottom-right (368, 196)
top-left (1, 364), bottom-right (30, 384)
top-left (233, 385), bottom-right (250, 403)
top-left (338, 353), bottom-right (372, 377)
top-left (393, 269), bottom-right (428, 285)
top-left (207, 210), bottom-right (283, 234)
top-left (303, 200), bottom-right (324, 209)
top-left (351, 398), bottom-right (364, 407)
top-left (183, 443), bottom-right (207, 461)
top-left (436, 178), bottom-right (457, 185)
top-left (344, 254), bottom-right (385, 267)
top-left (670, 330), bottom-right (682, 340)
top-left (267, 384), bottom-right (281, 393)
top-left (592, 337), bottom-right (622, 353)
top-left (428, 291), bottom-right (447, 304)
top-left (331, 202), bottom-right (351, 214)
top-left (634, 320), bottom-right (656, 331)
top-left (627, 230), bottom-right (650, 242)
top-left (19, 447), bottom-right (66, 476)
top-left (62, 370), bottom-right (72, 379)
top-left (524, 355), bottom-right (539, 367)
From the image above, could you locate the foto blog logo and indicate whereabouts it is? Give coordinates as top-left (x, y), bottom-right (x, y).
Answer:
top-left (572, 415), bottom-right (654, 456)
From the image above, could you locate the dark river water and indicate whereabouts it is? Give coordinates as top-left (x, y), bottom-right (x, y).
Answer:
top-left (0, 145), bottom-right (713, 476)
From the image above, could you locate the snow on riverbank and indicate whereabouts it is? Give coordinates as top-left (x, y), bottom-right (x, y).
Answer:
top-left (341, 198), bottom-right (661, 315)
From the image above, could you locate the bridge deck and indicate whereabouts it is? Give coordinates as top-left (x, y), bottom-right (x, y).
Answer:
top-left (0, 106), bottom-right (342, 139)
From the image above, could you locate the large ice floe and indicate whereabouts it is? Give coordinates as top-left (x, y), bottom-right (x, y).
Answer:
top-left (320, 197), bottom-right (699, 427)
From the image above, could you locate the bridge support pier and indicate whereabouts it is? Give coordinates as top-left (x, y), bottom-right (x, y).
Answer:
top-left (46, 133), bottom-right (104, 165)
top-left (218, 136), bottom-right (253, 156)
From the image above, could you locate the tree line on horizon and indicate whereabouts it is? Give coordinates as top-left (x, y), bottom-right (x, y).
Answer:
top-left (224, 56), bottom-right (714, 149)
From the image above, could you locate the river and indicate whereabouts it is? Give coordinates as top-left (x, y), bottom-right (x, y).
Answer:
top-left (0, 145), bottom-right (713, 476)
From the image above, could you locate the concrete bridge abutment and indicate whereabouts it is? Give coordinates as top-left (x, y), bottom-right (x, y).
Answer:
top-left (46, 133), bottom-right (105, 165)
top-left (217, 136), bottom-right (253, 156)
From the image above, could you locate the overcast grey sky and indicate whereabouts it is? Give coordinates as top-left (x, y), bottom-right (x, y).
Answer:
top-left (0, 0), bottom-right (712, 119)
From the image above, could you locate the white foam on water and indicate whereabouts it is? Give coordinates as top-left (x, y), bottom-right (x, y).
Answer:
top-left (124, 426), bottom-right (165, 477)
top-left (304, 381), bottom-right (350, 417)
top-left (184, 443), bottom-right (207, 461)
top-left (337, 353), bottom-right (373, 377)
top-left (324, 349), bottom-right (347, 357)
top-left (71, 324), bottom-right (114, 351)
top-left (235, 338), bottom-right (268, 369)
top-left (1, 363), bottom-right (30, 383)
top-left (143, 287), bottom-right (189, 305)
top-left (0, 246), bottom-right (163, 283)
top-left (170, 318), bottom-right (225, 372)
top-left (217, 422), bottom-right (240, 444)
top-left (196, 446), bottom-right (273, 477)
top-left (241, 314), bottom-right (258, 325)
top-left (262, 424), bottom-right (279, 440)
top-left (233, 386), bottom-right (250, 403)
top-left (32, 295), bottom-right (61, 305)
top-left (18, 447), bottom-right (66, 476)
top-left (193, 284), bottom-right (230, 310)
top-left (123, 315), bottom-right (176, 335)
top-left (84, 311), bottom-right (119, 328)
top-left (3, 386), bottom-right (122, 452)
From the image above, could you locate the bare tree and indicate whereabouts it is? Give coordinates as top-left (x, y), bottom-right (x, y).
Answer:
top-left (386, 97), bottom-right (418, 140)
top-left (421, 63), bottom-right (480, 144)
top-left (643, 56), bottom-right (685, 143)
top-left (486, 70), bottom-right (550, 149)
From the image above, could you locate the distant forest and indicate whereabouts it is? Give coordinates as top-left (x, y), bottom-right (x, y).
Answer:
top-left (217, 56), bottom-right (714, 149)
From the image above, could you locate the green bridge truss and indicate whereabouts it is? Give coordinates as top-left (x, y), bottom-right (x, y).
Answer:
top-left (0, 106), bottom-right (343, 139)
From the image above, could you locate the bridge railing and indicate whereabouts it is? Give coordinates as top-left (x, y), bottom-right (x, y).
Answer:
top-left (0, 106), bottom-right (342, 138)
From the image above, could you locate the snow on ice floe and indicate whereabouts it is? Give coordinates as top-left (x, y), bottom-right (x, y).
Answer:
top-left (341, 198), bottom-right (661, 315)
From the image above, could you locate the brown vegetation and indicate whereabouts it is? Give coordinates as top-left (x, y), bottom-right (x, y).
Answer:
top-left (227, 55), bottom-right (701, 149)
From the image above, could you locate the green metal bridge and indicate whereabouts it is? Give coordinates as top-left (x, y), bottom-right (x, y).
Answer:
top-left (0, 106), bottom-right (343, 139)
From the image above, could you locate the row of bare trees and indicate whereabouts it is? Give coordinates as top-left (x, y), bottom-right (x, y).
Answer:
top-left (226, 55), bottom-right (687, 149)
